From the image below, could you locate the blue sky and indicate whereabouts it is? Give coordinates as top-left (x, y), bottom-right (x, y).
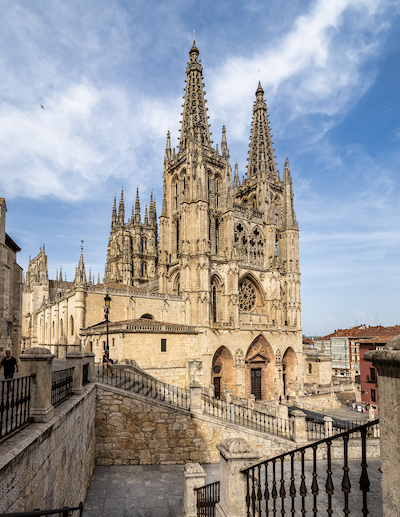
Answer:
top-left (1, 0), bottom-right (399, 336)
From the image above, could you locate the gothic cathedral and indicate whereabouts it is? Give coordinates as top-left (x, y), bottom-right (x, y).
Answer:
top-left (22, 42), bottom-right (303, 401)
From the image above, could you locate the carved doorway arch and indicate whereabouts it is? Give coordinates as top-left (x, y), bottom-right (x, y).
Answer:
top-left (212, 346), bottom-right (236, 398)
top-left (245, 335), bottom-right (275, 400)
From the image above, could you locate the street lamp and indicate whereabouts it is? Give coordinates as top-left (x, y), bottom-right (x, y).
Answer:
top-left (104, 293), bottom-right (111, 353)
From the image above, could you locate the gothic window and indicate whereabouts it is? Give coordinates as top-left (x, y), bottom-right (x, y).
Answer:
top-left (173, 273), bottom-right (181, 295)
top-left (60, 319), bottom-right (63, 337)
top-left (212, 285), bottom-right (217, 323)
top-left (215, 177), bottom-right (220, 208)
top-left (239, 281), bottom-right (257, 312)
top-left (215, 218), bottom-right (219, 254)
top-left (70, 316), bottom-right (74, 336)
top-left (308, 363), bottom-right (312, 374)
top-left (52, 321), bottom-right (55, 338)
top-left (176, 220), bottom-right (180, 254)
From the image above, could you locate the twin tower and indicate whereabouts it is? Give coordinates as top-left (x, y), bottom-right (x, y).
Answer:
top-left (105, 41), bottom-right (300, 331)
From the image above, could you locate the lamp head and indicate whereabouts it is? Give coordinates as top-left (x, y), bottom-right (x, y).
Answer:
top-left (104, 293), bottom-right (111, 308)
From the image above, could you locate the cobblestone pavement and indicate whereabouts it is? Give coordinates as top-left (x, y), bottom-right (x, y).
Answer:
top-left (82, 459), bottom-right (382, 517)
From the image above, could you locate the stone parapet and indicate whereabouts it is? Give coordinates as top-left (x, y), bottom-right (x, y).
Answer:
top-left (182, 463), bottom-right (206, 517)
top-left (66, 351), bottom-right (84, 395)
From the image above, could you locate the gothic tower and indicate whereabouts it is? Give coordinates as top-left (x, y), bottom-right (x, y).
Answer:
top-left (158, 41), bottom-right (235, 326)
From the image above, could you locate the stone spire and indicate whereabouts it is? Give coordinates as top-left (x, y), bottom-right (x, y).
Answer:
top-left (221, 125), bottom-right (227, 158)
top-left (282, 158), bottom-right (298, 230)
top-left (234, 162), bottom-right (240, 187)
top-left (111, 196), bottom-right (117, 229)
top-left (135, 188), bottom-right (141, 224)
top-left (130, 204), bottom-right (134, 226)
top-left (149, 193), bottom-right (157, 227)
top-left (166, 131), bottom-right (171, 161)
top-left (247, 82), bottom-right (278, 181)
top-left (179, 41), bottom-right (211, 152)
top-left (144, 205), bottom-right (148, 225)
top-left (74, 248), bottom-right (87, 286)
top-left (118, 190), bottom-right (125, 225)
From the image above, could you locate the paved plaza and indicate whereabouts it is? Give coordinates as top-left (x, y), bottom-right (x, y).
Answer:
top-left (82, 459), bottom-right (382, 517)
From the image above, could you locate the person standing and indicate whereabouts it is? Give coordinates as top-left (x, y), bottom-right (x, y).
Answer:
top-left (0, 349), bottom-right (19, 392)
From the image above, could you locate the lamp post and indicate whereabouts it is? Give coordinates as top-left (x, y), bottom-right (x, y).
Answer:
top-left (104, 293), bottom-right (111, 353)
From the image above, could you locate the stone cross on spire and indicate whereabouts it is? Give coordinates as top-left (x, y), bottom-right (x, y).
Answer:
top-left (179, 41), bottom-right (211, 152)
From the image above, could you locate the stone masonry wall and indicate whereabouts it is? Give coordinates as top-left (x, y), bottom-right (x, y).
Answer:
top-left (95, 384), bottom-right (295, 466)
top-left (0, 384), bottom-right (96, 514)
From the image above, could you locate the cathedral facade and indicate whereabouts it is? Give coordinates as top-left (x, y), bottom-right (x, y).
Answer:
top-left (22, 43), bottom-right (303, 401)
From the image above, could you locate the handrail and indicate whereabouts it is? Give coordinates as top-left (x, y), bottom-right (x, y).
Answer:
top-left (241, 420), bottom-right (380, 516)
top-left (0, 502), bottom-right (83, 516)
top-left (0, 374), bottom-right (34, 440)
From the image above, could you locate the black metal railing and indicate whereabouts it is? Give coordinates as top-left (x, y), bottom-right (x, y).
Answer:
top-left (82, 363), bottom-right (89, 386)
top-left (0, 375), bottom-right (33, 440)
top-left (95, 364), bottom-right (190, 409)
top-left (203, 392), bottom-right (293, 438)
top-left (306, 418), bottom-right (377, 440)
top-left (196, 481), bottom-right (220, 517)
top-left (242, 420), bottom-right (380, 516)
top-left (0, 502), bottom-right (83, 516)
top-left (51, 368), bottom-right (74, 407)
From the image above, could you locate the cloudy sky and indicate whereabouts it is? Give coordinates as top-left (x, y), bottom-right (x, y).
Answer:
top-left (1, 0), bottom-right (399, 336)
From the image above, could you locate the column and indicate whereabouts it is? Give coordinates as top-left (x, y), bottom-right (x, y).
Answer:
top-left (365, 336), bottom-right (400, 517)
top-left (84, 351), bottom-right (96, 383)
top-left (290, 409), bottom-right (307, 444)
top-left (19, 347), bottom-right (55, 423)
top-left (182, 463), bottom-right (207, 517)
top-left (66, 351), bottom-right (84, 395)
top-left (215, 438), bottom-right (261, 517)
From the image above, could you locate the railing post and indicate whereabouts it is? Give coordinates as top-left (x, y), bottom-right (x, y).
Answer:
top-left (247, 394), bottom-right (255, 409)
top-left (224, 388), bottom-right (232, 403)
top-left (19, 347), bottom-right (55, 423)
top-left (209, 384), bottom-right (215, 398)
top-left (215, 438), bottom-right (261, 517)
top-left (84, 351), bottom-right (96, 383)
top-left (182, 463), bottom-right (206, 517)
top-left (66, 351), bottom-right (84, 395)
top-left (365, 336), bottom-right (400, 517)
top-left (291, 409), bottom-right (308, 444)
top-left (324, 416), bottom-right (333, 437)
top-left (189, 382), bottom-right (203, 413)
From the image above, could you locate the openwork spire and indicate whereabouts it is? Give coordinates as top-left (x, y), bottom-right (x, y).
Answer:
top-left (111, 196), bottom-right (117, 228)
top-left (247, 82), bottom-right (278, 180)
top-left (75, 248), bottom-right (86, 286)
top-left (179, 42), bottom-right (211, 152)
top-left (282, 158), bottom-right (298, 230)
top-left (118, 189), bottom-right (125, 225)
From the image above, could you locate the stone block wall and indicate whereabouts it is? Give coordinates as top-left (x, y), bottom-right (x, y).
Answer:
top-left (0, 385), bottom-right (96, 514)
top-left (95, 385), bottom-right (294, 466)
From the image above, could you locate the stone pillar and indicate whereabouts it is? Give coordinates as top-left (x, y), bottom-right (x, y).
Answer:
top-left (66, 351), bottom-right (84, 395)
top-left (182, 463), bottom-right (206, 517)
top-left (224, 388), bottom-right (232, 403)
top-left (19, 347), bottom-right (55, 423)
top-left (84, 351), bottom-right (96, 383)
top-left (276, 403), bottom-right (289, 420)
top-left (190, 383), bottom-right (203, 413)
top-left (209, 385), bottom-right (215, 398)
top-left (324, 416), bottom-right (333, 437)
top-left (215, 438), bottom-right (261, 517)
top-left (365, 335), bottom-right (400, 517)
top-left (247, 394), bottom-right (255, 409)
top-left (291, 410), bottom-right (307, 444)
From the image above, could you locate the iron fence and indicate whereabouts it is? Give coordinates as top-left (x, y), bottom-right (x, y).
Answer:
top-left (0, 502), bottom-right (83, 516)
top-left (306, 418), bottom-right (377, 440)
top-left (196, 481), bottom-right (220, 517)
top-left (203, 393), bottom-right (293, 438)
top-left (95, 364), bottom-right (190, 408)
top-left (51, 368), bottom-right (74, 407)
top-left (0, 374), bottom-right (33, 440)
top-left (242, 420), bottom-right (380, 516)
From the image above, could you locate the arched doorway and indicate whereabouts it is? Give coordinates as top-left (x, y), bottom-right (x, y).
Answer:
top-left (211, 346), bottom-right (235, 399)
top-left (282, 347), bottom-right (297, 396)
top-left (245, 335), bottom-right (275, 400)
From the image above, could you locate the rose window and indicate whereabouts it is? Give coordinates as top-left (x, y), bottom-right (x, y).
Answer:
top-left (239, 281), bottom-right (257, 312)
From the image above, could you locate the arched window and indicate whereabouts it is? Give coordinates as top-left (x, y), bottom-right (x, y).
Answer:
top-left (308, 363), bottom-right (312, 374)
top-left (141, 314), bottom-right (154, 320)
top-left (70, 316), bottom-right (74, 336)
top-left (52, 321), bottom-right (55, 338)
top-left (176, 220), bottom-right (180, 253)
top-left (215, 219), bottom-right (219, 254)
top-left (212, 285), bottom-right (217, 323)
top-left (60, 319), bottom-right (63, 337)
top-left (215, 178), bottom-right (219, 208)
